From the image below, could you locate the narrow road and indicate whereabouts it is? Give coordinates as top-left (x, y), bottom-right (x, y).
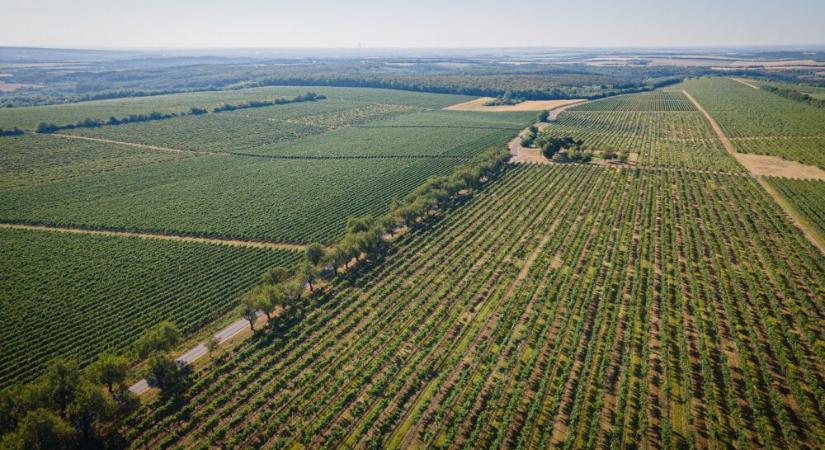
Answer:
top-left (0, 223), bottom-right (306, 251)
top-left (683, 89), bottom-right (825, 254)
top-left (129, 312), bottom-right (263, 394)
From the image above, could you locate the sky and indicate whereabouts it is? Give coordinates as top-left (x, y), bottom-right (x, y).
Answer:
top-left (2, 0), bottom-right (824, 49)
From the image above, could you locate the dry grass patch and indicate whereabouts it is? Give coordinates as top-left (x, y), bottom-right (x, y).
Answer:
top-left (732, 153), bottom-right (825, 180)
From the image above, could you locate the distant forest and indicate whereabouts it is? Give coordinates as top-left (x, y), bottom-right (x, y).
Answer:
top-left (1, 50), bottom-right (823, 107)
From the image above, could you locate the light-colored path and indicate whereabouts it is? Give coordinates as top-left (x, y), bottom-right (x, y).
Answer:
top-left (730, 78), bottom-right (760, 89)
top-left (129, 312), bottom-right (264, 394)
top-left (52, 133), bottom-right (227, 156)
top-left (0, 223), bottom-right (306, 251)
top-left (683, 90), bottom-right (825, 253)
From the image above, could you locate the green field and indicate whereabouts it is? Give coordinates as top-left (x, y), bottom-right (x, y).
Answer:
top-left (0, 228), bottom-right (301, 388)
top-left (0, 134), bottom-right (188, 190)
top-left (673, 77), bottom-right (825, 168)
top-left (0, 155), bottom-right (465, 243)
top-left (123, 164), bottom-right (825, 450)
top-left (0, 87), bottom-right (529, 244)
top-left (538, 91), bottom-right (743, 171)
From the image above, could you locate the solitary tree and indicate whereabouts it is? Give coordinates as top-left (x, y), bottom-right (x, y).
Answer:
top-left (133, 322), bottom-right (181, 359)
top-left (205, 336), bottom-right (220, 358)
top-left (538, 110), bottom-right (549, 122)
top-left (146, 353), bottom-right (182, 392)
top-left (241, 297), bottom-right (258, 331)
top-left (88, 354), bottom-right (129, 394)
top-left (260, 266), bottom-right (291, 285)
top-left (305, 243), bottom-right (325, 266)
top-left (298, 262), bottom-right (320, 293)
top-left (256, 288), bottom-right (280, 320)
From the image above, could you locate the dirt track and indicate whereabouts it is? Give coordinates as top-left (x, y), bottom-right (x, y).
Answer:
top-left (0, 223), bottom-right (305, 251)
top-left (729, 78), bottom-right (760, 89)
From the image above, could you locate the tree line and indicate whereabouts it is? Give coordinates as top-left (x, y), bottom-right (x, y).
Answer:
top-left (235, 147), bottom-right (512, 336)
top-left (0, 319), bottom-right (192, 449)
top-left (761, 85), bottom-right (825, 108)
top-left (0, 128), bottom-right (25, 137)
top-left (212, 92), bottom-right (325, 113)
top-left (33, 92), bottom-right (325, 134)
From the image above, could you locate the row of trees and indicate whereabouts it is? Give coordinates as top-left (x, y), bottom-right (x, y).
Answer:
top-left (36, 111), bottom-right (179, 134)
top-left (33, 92), bottom-right (326, 134)
top-left (236, 147), bottom-right (512, 333)
top-left (212, 92), bottom-right (325, 113)
top-left (761, 85), bottom-right (825, 108)
top-left (0, 128), bottom-right (24, 136)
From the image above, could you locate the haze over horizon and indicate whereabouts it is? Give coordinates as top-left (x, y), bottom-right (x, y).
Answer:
top-left (2, 0), bottom-right (824, 50)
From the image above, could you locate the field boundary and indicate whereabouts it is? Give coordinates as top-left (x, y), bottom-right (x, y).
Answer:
top-left (0, 223), bottom-right (306, 251)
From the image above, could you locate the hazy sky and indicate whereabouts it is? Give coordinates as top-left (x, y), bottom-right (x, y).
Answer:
top-left (2, 0), bottom-right (824, 49)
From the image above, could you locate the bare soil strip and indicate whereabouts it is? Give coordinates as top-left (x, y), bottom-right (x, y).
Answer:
top-left (0, 223), bottom-right (305, 251)
top-left (729, 78), bottom-right (760, 89)
top-left (444, 97), bottom-right (586, 112)
top-left (52, 133), bottom-right (227, 156)
top-left (683, 89), bottom-right (825, 253)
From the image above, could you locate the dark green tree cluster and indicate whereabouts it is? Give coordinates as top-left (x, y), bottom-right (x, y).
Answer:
top-left (537, 110), bottom-right (550, 122)
top-left (537, 135), bottom-right (583, 159)
top-left (762, 85), bottom-right (825, 108)
top-left (0, 357), bottom-right (136, 450)
top-left (521, 125), bottom-right (539, 148)
top-left (0, 128), bottom-right (24, 136)
top-left (484, 91), bottom-right (525, 106)
top-left (132, 321), bottom-right (181, 359)
top-left (36, 111), bottom-right (179, 133)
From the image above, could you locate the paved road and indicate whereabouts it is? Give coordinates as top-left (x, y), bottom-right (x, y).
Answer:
top-left (128, 311), bottom-right (262, 395)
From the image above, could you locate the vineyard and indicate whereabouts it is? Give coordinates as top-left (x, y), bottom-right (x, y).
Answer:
top-left (0, 155), bottom-right (469, 243)
top-left (538, 91), bottom-right (744, 171)
top-left (0, 228), bottom-right (301, 388)
top-left (672, 77), bottom-right (825, 168)
top-left (0, 87), bottom-right (529, 244)
top-left (766, 177), bottom-right (825, 239)
top-left (571, 91), bottom-right (697, 111)
top-left (122, 164), bottom-right (825, 450)
top-left (0, 133), bottom-right (189, 190)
